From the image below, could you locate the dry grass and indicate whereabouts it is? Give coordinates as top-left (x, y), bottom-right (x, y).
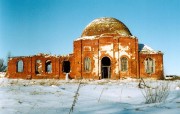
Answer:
top-left (69, 80), bottom-right (82, 114)
top-left (141, 80), bottom-right (170, 104)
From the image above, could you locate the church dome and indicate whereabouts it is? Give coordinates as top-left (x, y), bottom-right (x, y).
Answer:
top-left (81, 17), bottom-right (132, 37)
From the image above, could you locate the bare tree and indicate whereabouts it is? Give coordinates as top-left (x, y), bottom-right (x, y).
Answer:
top-left (7, 51), bottom-right (11, 62)
top-left (0, 59), bottom-right (6, 72)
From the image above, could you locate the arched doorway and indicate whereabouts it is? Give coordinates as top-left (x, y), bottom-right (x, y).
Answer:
top-left (101, 57), bottom-right (111, 79)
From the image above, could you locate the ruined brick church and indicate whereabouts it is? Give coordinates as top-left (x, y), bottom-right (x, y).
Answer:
top-left (7, 17), bottom-right (164, 80)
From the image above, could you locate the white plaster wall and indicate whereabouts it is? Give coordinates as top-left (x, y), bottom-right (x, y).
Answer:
top-left (114, 51), bottom-right (119, 74)
top-left (119, 44), bottom-right (131, 58)
top-left (100, 43), bottom-right (113, 51)
top-left (92, 54), bottom-right (98, 76)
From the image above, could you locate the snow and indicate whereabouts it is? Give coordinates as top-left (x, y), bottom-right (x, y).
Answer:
top-left (0, 72), bottom-right (5, 78)
top-left (139, 44), bottom-right (161, 54)
top-left (0, 78), bottom-right (180, 114)
top-left (75, 36), bottom-right (97, 41)
top-left (76, 35), bottom-right (136, 41)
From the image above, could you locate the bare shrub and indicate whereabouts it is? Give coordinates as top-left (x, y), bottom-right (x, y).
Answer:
top-left (97, 80), bottom-right (109, 85)
top-left (10, 79), bottom-right (19, 85)
top-left (97, 81), bottom-right (107, 85)
top-left (48, 79), bottom-right (59, 86)
top-left (39, 81), bottom-right (46, 86)
top-left (38, 79), bottom-right (60, 86)
top-left (141, 80), bottom-right (170, 104)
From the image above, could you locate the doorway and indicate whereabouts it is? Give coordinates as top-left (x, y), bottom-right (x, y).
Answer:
top-left (62, 61), bottom-right (70, 73)
top-left (101, 57), bottom-right (111, 79)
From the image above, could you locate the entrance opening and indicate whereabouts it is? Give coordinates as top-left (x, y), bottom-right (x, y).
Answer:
top-left (45, 60), bottom-right (52, 73)
top-left (35, 60), bottom-right (42, 74)
top-left (101, 57), bottom-right (111, 79)
top-left (62, 61), bottom-right (70, 73)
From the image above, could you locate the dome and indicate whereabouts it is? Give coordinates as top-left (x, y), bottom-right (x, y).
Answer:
top-left (81, 17), bottom-right (132, 37)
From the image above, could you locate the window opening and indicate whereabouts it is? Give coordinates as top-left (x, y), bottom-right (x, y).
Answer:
top-left (45, 60), bottom-right (52, 73)
top-left (35, 60), bottom-right (42, 74)
top-left (145, 58), bottom-right (155, 74)
top-left (84, 57), bottom-right (91, 72)
top-left (16, 60), bottom-right (23, 73)
top-left (121, 57), bottom-right (128, 71)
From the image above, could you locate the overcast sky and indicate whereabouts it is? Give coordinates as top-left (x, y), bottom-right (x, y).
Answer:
top-left (0, 0), bottom-right (180, 75)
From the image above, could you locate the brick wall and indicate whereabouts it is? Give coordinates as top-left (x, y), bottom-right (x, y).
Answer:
top-left (139, 53), bottom-right (164, 79)
top-left (7, 54), bottom-right (73, 79)
top-left (71, 34), bottom-right (140, 79)
top-left (7, 34), bottom-right (164, 80)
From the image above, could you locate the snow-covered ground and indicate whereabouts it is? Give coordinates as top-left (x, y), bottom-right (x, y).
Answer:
top-left (0, 75), bottom-right (180, 114)
top-left (0, 72), bottom-right (6, 78)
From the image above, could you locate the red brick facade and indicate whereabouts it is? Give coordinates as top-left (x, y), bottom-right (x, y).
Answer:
top-left (7, 17), bottom-right (164, 80)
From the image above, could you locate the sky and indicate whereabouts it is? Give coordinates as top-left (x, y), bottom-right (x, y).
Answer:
top-left (0, 0), bottom-right (180, 75)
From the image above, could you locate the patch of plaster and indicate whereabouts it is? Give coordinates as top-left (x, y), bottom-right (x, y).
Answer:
top-left (119, 44), bottom-right (130, 58)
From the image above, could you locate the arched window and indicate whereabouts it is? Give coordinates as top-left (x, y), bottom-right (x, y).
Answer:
top-left (121, 57), bottom-right (128, 71)
top-left (16, 60), bottom-right (23, 73)
top-left (45, 60), bottom-right (52, 73)
top-left (84, 57), bottom-right (91, 72)
top-left (145, 58), bottom-right (155, 74)
top-left (35, 60), bottom-right (42, 74)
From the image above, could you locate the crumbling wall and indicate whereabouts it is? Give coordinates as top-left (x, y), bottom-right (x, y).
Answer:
top-left (7, 34), bottom-right (163, 80)
top-left (7, 54), bottom-right (73, 79)
top-left (8, 56), bottom-right (32, 79)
